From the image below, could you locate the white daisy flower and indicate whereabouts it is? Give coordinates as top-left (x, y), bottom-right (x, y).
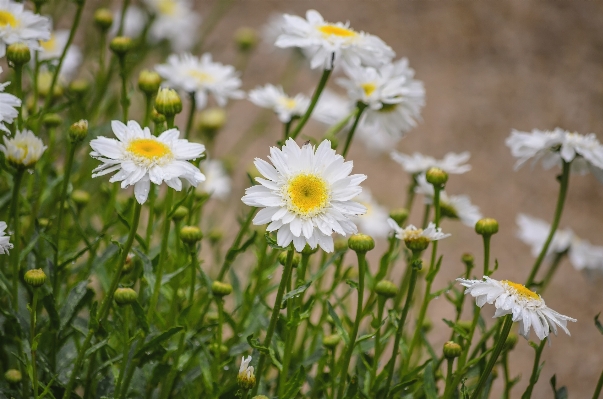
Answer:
top-left (388, 218), bottom-right (451, 243)
top-left (0, 129), bottom-right (46, 168)
top-left (37, 30), bottom-right (82, 81)
top-left (352, 189), bottom-right (390, 239)
top-left (569, 239), bottom-right (603, 272)
top-left (275, 9), bottom-right (394, 70)
top-left (0, 0), bottom-right (50, 58)
top-left (0, 221), bottom-right (13, 254)
top-left (506, 128), bottom-right (603, 182)
top-left (312, 89), bottom-right (353, 125)
top-left (156, 53), bottom-right (244, 110)
top-left (457, 276), bottom-right (576, 341)
top-left (242, 138), bottom-right (367, 252)
top-left (391, 151), bottom-right (472, 175)
top-left (90, 120), bottom-right (205, 204)
top-left (0, 67), bottom-right (21, 133)
top-left (237, 356), bottom-right (255, 388)
top-left (248, 84), bottom-right (309, 123)
top-left (143, 0), bottom-right (201, 52)
top-left (110, 6), bottom-right (147, 38)
top-left (197, 159), bottom-right (231, 200)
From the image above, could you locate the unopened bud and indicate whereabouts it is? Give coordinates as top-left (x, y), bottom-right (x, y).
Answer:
top-left (456, 320), bottom-right (472, 333)
top-left (171, 205), bottom-right (189, 221)
top-left (7, 42), bottom-right (31, 65)
top-left (211, 281), bottom-right (233, 297)
top-left (475, 218), bottom-right (499, 236)
top-left (389, 208), bottom-right (409, 227)
top-left (374, 280), bottom-right (397, 298)
top-left (234, 27), bottom-right (258, 51)
top-left (322, 334), bottom-right (341, 349)
top-left (151, 108), bottom-right (166, 124)
top-left (71, 189), bottom-right (90, 208)
top-left (425, 167), bottom-right (448, 187)
top-left (4, 369), bottom-right (22, 384)
top-left (155, 88), bottom-right (182, 117)
top-left (114, 287), bottom-right (138, 306)
top-left (69, 78), bottom-right (90, 96)
top-left (443, 341), bottom-right (462, 359)
top-left (348, 234), bottom-right (375, 253)
top-left (138, 69), bottom-right (162, 95)
top-left (38, 70), bottom-right (63, 98)
top-left (278, 251), bottom-right (301, 268)
top-left (404, 236), bottom-right (430, 252)
top-left (38, 218), bottom-right (50, 228)
top-left (180, 226), bottom-right (203, 244)
top-left (69, 119), bottom-right (88, 143)
top-left (207, 229), bottom-right (223, 245)
top-left (94, 8), bottom-right (114, 30)
top-left (109, 36), bottom-right (132, 55)
top-left (301, 244), bottom-right (319, 255)
top-left (198, 107), bottom-right (226, 137)
top-left (24, 269), bottom-right (46, 288)
top-left (42, 113), bottom-right (62, 129)
top-left (334, 238), bottom-right (348, 253)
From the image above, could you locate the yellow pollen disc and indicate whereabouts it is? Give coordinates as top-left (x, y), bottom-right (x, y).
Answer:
top-left (403, 229), bottom-right (423, 241)
top-left (379, 103), bottom-right (398, 113)
top-left (0, 11), bottom-right (18, 27)
top-left (503, 280), bottom-right (540, 300)
top-left (41, 34), bottom-right (57, 52)
top-left (127, 138), bottom-right (172, 160)
top-left (279, 97), bottom-right (297, 110)
top-left (188, 70), bottom-right (213, 84)
top-left (287, 174), bottom-right (329, 216)
top-left (318, 24), bottom-right (357, 38)
top-left (361, 83), bottom-right (377, 97)
top-left (157, 0), bottom-right (176, 15)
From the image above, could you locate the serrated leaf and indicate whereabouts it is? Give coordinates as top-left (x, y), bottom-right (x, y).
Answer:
top-left (327, 301), bottom-right (350, 345)
top-left (246, 334), bottom-right (269, 354)
top-left (282, 365), bottom-right (305, 399)
top-left (131, 300), bottom-right (149, 333)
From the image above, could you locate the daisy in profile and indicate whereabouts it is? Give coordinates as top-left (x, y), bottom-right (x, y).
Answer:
top-left (197, 158), bottom-right (231, 200)
top-left (38, 30), bottom-right (82, 81)
top-left (0, 221), bottom-right (13, 254)
top-left (237, 356), bottom-right (255, 389)
top-left (0, 0), bottom-right (50, 57)
top-left (352, 189), bottom-right (390, 238)
top-left (0, 67), bottom-right (21, 133)
top-left (0, 130), bottom-right (46, 169)
top-left (388, 218), bottom-right (450, 251)
top-left (242, 138), bottom-right (367, 252)
top-left (506, 128), bottom-right (603, 182)
top-left (275, 9), bottom-right (394, 70)
top-left (248, 84), bottom-right (309, 123)
top-left (391, 151), bottom-right (472, 175)
top-left (90, 120), bottom-right (205, 204)
top-left (457, 277), bottom-right (576, 340)
top-left (156, 53), bottom-right (244, 109)
top-left (143, 0), bottom-right (201, 51)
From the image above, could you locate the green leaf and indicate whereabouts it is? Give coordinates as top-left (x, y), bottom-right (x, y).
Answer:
top-left (281, 281), bottom-right (312, 305)
top-left (131, 300), bottom-right (149, 333)
top-left (327, 301), bottom-right (350, 345)
top-left (42, 294), bottom-right (60, 330)
top-left (443, 318), bottom-right (469, 340)
top-left (264, 231), bottom-right (286, 250)
top-left (595, 313), bottom-right (603, 335)
top-left (390, 378), bottom-right (418, 396)
top-left (423, 360), bottom-right (438, 399)
top-left (268, 346), bottom-right (283, 372)
top-left (346, 279), bottom-right (358, 290)
top-left (135, 327), bottom-right (183, 359)
top-left (59, 281), bottom-right (92, 333)
top-left (84, 338), bottom-right (109, 357)
top-left (246, 334), bottom-right (269, 354)
top-left (550, 375), bottom-right (569, 399)
top-left (282, 365), bottom-right (305, 399)
top-left (161, 264), bottom-right (189, 284)
top-left (19, 233), bottom-right (40, 262)
top-left (426, 256), bottom-right (443, 282)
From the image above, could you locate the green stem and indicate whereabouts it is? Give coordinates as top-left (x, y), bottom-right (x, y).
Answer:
top-left (114, 306), bottom-right (130, 396)
top-left (341, 103), bottom-right (367, 157)
top-left (13, 64), bottom-right (23, 129)
top-left (470, 314), bottom-right (513, 399)
top-left (98, 32), bottom-right (107, 78)
top-left (404, 174), bottom-right (418, 213)
top-left (215, 298), bottom-right (224, 379)
top-left (323, 109), bottom-right (356, 138)
top-left (251, 246), bottom-right (295, 396)
top-left (521, 339), bottom-right (547, 399)
top-left (216, 208), bottom-right (256, 281)
top-left (31, 289), bottom-right (39, 399)
top-left (143, 94), bottom-right (154, 128)
top-left (502, 351), bottom-right (511, 399)
top-left (483, 235), bottom-right (491, 276)
top-left (289, 68), bottom-right (332, 140)
top-left (184, 93), bottom-right (196, 140)
top-left (369, 297), bottom-right (386, 390)
top-left (10, 169), bottom-right (24, 311)
top-left (525, 161), bottom-right (571, 287)
top-left (116, 0), bottom-right (130, 36)
top-left (539, 251), bottom-right (566, 294)
top-left (31, 51), bottom-right (40, 117)
top-left (443, 358), bottom-right (454, 398)
top-left (593, 368), bottom-right (603, 399)
top-left (118, 56), bottom-right (130, 122)
top-left (421, 204), bottom-right (431, 229)
top-left (144, 186), bottom-right (157, 250)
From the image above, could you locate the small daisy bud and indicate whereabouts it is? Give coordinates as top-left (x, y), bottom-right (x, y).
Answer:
top-left (234, 27), bottom-right (258, 51)
top-left (206, 311), bottom-right (219, 323)
top-left (198, 107), bottom-right (226, 136)
top-left (475, 218), bottom-right (499, 236)
top-left (176, 288), bottom-right (186, 302)
top-left (422, 318), bottom-right (433, 332)
top-left (94, 8), bottom-right (114, 30)
top-left (301, 244), bottom-right (319, 255)
top-left (71, 189), bottom-right (90, 208)
top-left (425, 167), bottom-right (448, 187)
top-left (180, 226), bottom-right (203, 245)
top-left (207, 229), bottom-right (223, 245)
top-left (237, 356), bottom-right (256, 389)
top-left (322, 334), bottom-right (341, 349)
top-left (69, 78), bottom-right (90, 96)
top-left (69, 119), bottom-right (89, 143)
top-left (151, 108), bottom-right (166, 124)
top-left (388, 209), bottom-right (408, 227)
top-left (7, 42), bottom-right (31, 66)
top-left (24, 269), bottom-right (46, 288)
top-left (252, 396), bottom-right (269, 399)
top-left (456, 320), bottom-right (472, 333)
top-left (278, 252), bottom-right (301, 268)
top-left (123, 253), bottom-right (141, 273)
top-left (504, 333), bottom-right (518, 351)
top-left (155, 88), bottom-right (182, 117)
top-left (348, 234), bottom-right (375, 253)
top-left (38, 218), bottom-right (50, 228)
top-left (334, 238), bottom-right (349, 252)
top-left (211, 281), bottom-right (233, 297)
top-left (114, 287), bottom-right (138, 306)
top-left (491, 367), bottom-right (499, 379)
top-left (404, 236), bottom-right (430, 252)
top-left (109, 36), bottom-right (132, 56)
top-left (374, 280), bottom-right (397, 298)
top-left (171, 205), bottom-right (189, 221)
top-left (138, 69), bottom-right (162, 95)
top-left (461, 253), bottom-right (474, 266)
top-left (42, 113), bottom-right (62, 129)
top-left (210, 343), bottom-right (229, 356)
top-left (443, 341), bottom-right (462, 359)
top-left (38, 71), bottom-right (63, 98)
top-left (4, 369), bottom-right (22, 384)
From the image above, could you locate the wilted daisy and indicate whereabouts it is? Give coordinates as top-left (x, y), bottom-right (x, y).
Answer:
top-left (0, 67), bottom-right (21, 133)
top-left (248, 84), bottom-right (309, 123)
top-left (197, 159), bottom-right (231, 200)
top-left (0, 129), bottom-right (46, 168)
top-left (0, 0), bottom-right (51, 57)
top-left (237, 356), bottom-right (255, 389)
top-left (242, 138), bottom-right (367, 252)
top-left (352, 190), bottom-right (390, 238)
top-left (90, 120), bottom-right (205, 204)
top-left (156, 53), bottom-right (244, 109)
top-left (0, 221), bottom-right (12, 254)
top-left (143, 0), bottom-right (201, 51)
top-left (391, 151), bottom-right (472, 175)
top-left (110, 6), bottom-right (146, 38)
top-left (457, 277), bottom-right (576, 341)
top-left (38, 30), bottom-right (82, 81)
top-left (506, 128), bottom-right (603, 182)
top-left (275, 9), bottom-right (394, 70)
top-left (388, 218), bottom-right (450, 251)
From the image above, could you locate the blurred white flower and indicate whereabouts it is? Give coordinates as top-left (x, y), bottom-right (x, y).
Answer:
top-left (156, 53), bottom-right (244, 110)
top-left (242, 139), bottom-right (366, 252)
top-left (352, 189), bottom-right (390, 238)
top-left (0, 129), bottom-right (46, 168)
top-left (0, 221), bottom-right (13, 254)
top-left (90, 120), bottom-right (205, 204)
top-left (312, 89), bottom-right (352, 125)
top-left (37, 30), bottom-right (82, 81)
top-left (0, 0), bottom-right (50, 57)
top-left (248, 84), bottom-right (309, 123)
top-left (457, 276), bottom-right (576, 341)
top-left (388, 219), bottom-right (450, 242)
top-left (275, 9), bottom-right (394, 70)
top-left (261, 13), bottom-right (285, 48)
top-left (198, 159), bottom-right (231, 200)
top-left (391, 151), bottom-right (471, 175)
top-left (110, 6), bottom-right (147, 38)
top-left (143, 0), bottom-right (201, 51)
top-left (0, 67), bottom-right (21, 133)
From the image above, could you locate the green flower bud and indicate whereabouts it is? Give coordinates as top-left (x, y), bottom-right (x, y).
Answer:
top-left (180, 226), bottom-right (203, 245)
top-left (374, 280), bottom-right (397, 298)
top-left (38, 70), bottom-right (63, 98)
top-left (122, 253), bottom-right (141, 274)
top-left (151, 108), bottom-right (166, 124)
top-left (301, 244), bottom-right (319, 255)
top-left (322, 334), bottom-right (341, 349)
top-left (443, 341), bottom-right (462, 359)
top-left (206, 311), bottom-right (219, 323)
top-left (504, 333), bottom-right (518, 351)
top-left (4, 369), bottom-right (22, 384)
top-left (155, 88), bottom-right (182, 117)
top-left (138, 69), bottom-right (162, 95)
top-left (38, 218), bottom-right (50, 228)
top-left (278, 252), bottom-right (301, 268)
top-left (422, 318), bottom-right (433, 332)
top-left (404, 236), bottom-right (430, 252)
top-left (171, 205), bottom-right (189, 221)
top-left (207, 229), bottom-right (223, 245)
top-left (211, 281), bottom-right (233, 297)
top-left (69, 119), bottom-right (89, 143)
top-left (198, 107), bottom-right (226, 137)
top-left (461, 253), bottom-right (474, 266)
top-left (114, 287), bottom-right (138, 306)
top-left (69, 78), bottom-right (90, 96)
top-left (475, 218), bottom-right (499, 236)
top-left (252, 396), bottom-right (269, 399)
top-left (209, 343), bottom-right (228, 356)
top-left (389, 208), bottom-right (409, 227)
top-left (24, 269), bottom-right (46, 288)
top-left (348, 234), bottom-right (375, 253)
top-left (71, 189), bottom-right (90, 208)
top-left (234, 27), bottom-right (258, 51)
top-left (109, 36), bottom-right (132, 55)
top-left (425, 167), bottom-right (448, 187)
top-left (7, 42), bottom-right (31, 65)
top-left (94, 8), bottom-right (113, 30)
top-left (42, 113), bottom-right (62, 128)
top-left (456, 320), bottom-right (472, 333)
top-left (334, 238), bottom-right (349, 252)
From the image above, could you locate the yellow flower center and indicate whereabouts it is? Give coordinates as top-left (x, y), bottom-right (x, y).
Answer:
top-left (378, 103), bottom-right (398, 113)
top-left (41, 34), bottom-right (57, 52)
top-left (403, 229), bottom-right (424, 241)
top-left (361, 83), bottom-right (377, 97)
top-left (127, 138), bottom-right (172, 162)
top-left (286, 174), bottom-right (330, 217)
top-left (0, 11), bottom-right (18, 27)
top-left (318, 24), bottom-right (357, 38)
top-left (188, 70), bottom-right (214, 84)
top-left (279, 97), bottom-right (297, 110)
top-left (503, 280), bottom-right (540, 300)
top-left (157, 0), bottom-right (176, 15)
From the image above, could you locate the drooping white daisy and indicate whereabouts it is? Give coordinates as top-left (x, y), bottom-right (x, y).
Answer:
top-left (457, 276), bottom-right (576, 341)
top-left (388, 218), bottom-right (450, 250)
top-left (0, 0), bottom-right (51, 58)
top-left (248, 84), bottom-right (309, 124)
top-left (351, 189), bottom-right (390, 238)
top-left (156, 53), bottom-right (244, 110)
top-left (90, 120), bottom-right (205, 204)
top-left (0, 129), bottom-right (46, 168)
top-left (242, 138), bottom-right (367, 252)
top-left (143, 0), bottom-right (201, 52)
top-left (110, 6), bottom-right (147, 38)
top-left (237, 356), bottom-right (255, 389)
top-left (0, 67), bottom-right (20, 133)
top-left (197, 159), bottom-right (231, 200)
top-left (37, 30), bottom-right (82, 81)
top-left (0, 221), bottom-right (12, 254)
top-left (275, 9), bottom-right (394, 70)
top-left (391, 151), bottom-right (472, 175)
top-left (506, 128), bottom-right (603, 182)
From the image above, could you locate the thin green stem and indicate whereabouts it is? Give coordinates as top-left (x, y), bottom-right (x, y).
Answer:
top-left (341, 103), bottom-right (367, 157)
top-left (593, 368), bottom-right (603, 399)
top-left (216, 208), bottom-right (256, 281)
top-left (114, 306), bottom-right (130, 396)
top-left (443, 358), bottom-right (454, 398)
top-left (289, 68), bottom-right (332, 140)
top-left (369, 297), bottom-right (386, 390)
top-left (421, 204), bottom-right (431, 229)
top-left (31, 289), bottom-right (39, 399)
top-left (184, 93), bottom-right (196, 140)
top-left (145, 186), bottom-right (157, 250)
top-left (521, 339), bottom-right (547, 399)
top-left (525, 161), bottom-right (571, 287)
top-left (483, 235), bottom-right (491, 276)
top-left (116, 0), bottom-right (130, 36)
top-left (13, 64), bottom-right (23, 129)
top-left (323, 109), bottom-right (356, 138)
top-left (215, 298), bottom-right (224, 379)
top-left (143, 94), bottom-right (154, 128)
top-left (502, 351), bottom-right (511, 399)
top-left (404, 174), bottom-right (418, 213)
top-left (540, 251), bottom-right (566, 294)
top-left (10, 169), bottom-right (24, 311)
top-left (118, 56), bottom-right (130, 122)
top-left (31, 51), bottom-right (40, 117)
